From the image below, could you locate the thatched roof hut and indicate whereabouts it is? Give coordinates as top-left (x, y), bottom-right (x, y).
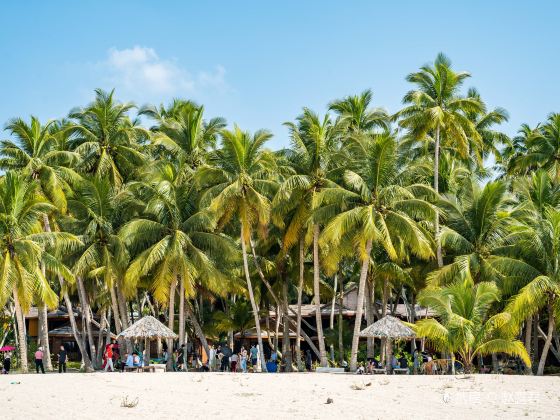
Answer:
top-left (118, 316), bottom-right (178, 340)
top-left (359, 315), bottom-right (415, 339)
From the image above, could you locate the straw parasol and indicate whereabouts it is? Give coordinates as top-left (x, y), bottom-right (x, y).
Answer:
top-left (359, 315), bottom-right (416, 373)
top-left (118, 316), bottom-right (177, 365)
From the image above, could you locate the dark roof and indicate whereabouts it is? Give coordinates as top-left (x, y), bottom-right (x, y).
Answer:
top-left (24, 307), bottom-right (79, 319)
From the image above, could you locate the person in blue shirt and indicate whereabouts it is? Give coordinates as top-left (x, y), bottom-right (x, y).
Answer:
top-left (126, 352), bottom-right (134, 367)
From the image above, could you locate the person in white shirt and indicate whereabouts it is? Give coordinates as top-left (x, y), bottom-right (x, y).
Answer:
top-left (230, 352), bottom-right (238, 372)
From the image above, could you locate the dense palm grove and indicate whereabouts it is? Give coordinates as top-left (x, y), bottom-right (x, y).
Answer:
top-left (1, 54), bottom-right (559, 375)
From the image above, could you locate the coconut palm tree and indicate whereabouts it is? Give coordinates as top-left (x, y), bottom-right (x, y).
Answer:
top-left (0, 172), bottom-right (78, 372)
top-left (508, 114), bottom-right (560, 182)
top-left (415, 278), bottom-right (531, 372)
top-left (428, 179), bottom-right (529, 287)
top-left (272, 109), bottom-right (345, 367)
top-left (140, 99), bottom-right (225, 177)
top-left (62, 176), bottom-right (135, 362)
top-left (398, 53), bottom-right (484, 266)
top-left (464, 88), bottom-right (510, 174)
top-left (121, 161), bottom-right (235, 367)
top-left (329, 89), bottom-right (389, 134)
top-left (68, 89), bottom-right (149, 186)
top-left (319, 132), bottom-right (434, 371)
top-left (501, 171), bottom-right (560, 375)
top-left (198, 126), bottom-right (277, 371)
top-left (0, 116), bottom-right (81, 370)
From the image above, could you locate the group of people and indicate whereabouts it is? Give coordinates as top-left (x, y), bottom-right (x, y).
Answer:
top-left (207, 344), bottom-right (264, 372)
top-left (102, 341), bottom-right (144, 372)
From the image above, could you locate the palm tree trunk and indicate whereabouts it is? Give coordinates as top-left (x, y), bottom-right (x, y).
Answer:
top-left (13, 289), bottom-right (28, 372)
top-left (537, 301), bottom-right (555, 376)
top-left (76, 276), bottom-right (97, 367)
top-left (380, 278), bottom-right (388, 365)
top-left (350, 239), bottom-right (373, 372)
top-left (313, 224), bottom-right (328, 367)
top-left (109, 285), bottom-right (122, 334)
top-left (386, 337), bottom-right (394, 374)
top-left (37, 303), bottom-right (53, 371)
top-left (281, 278), bottom-right (292, 372)
top-left (96, 309), bottom-right (107, 366)
top-left (329, 274), bottom-right (337, 361)
top-left (178, 280), bottom-right (185, 346)
top-left (365, 279), bottom-right (375, 359)
top-left (524, 316), bottom-right (532, 373)
top-left (434, 124), bottom-right (444, 267)
top-left (296, 238), bottom-right (305, 371)
top-left (116, 285), bottom-right (129, 330)
top-left (98, 309), bottom-right (110, 368)
top-left (166, 277), bottom-right (177, 371)
top-left (532, 314), bottom-right (539, 374)
top-left (58, 276), bottom-right (93, 371)
top-left (240, 226), bottom-right (267, 372)
top-left (185, 303), bottom-right (210, 366)
top-left (40, 214), bottom-right (53, 370)
top-left (338, 272), bottom-right (344, 365)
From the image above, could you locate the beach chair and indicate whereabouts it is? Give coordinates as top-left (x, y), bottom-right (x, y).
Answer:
top-left (393, 368), bottom-right (409, 375)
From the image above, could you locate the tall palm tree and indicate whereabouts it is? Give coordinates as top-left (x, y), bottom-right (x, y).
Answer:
top-left (121, 161), bottom-right (235, 367)
top-left (62, 176), bottom-right (134, 362)
top-left (272, 109), bottom-right (344, 366)
top-left (0, 172), bottom-right (78, 372)
top-left (464, 87), bottom-right (510, 174)
top-left (415, 278), bottom-right (530, 372)
top-left (329, 89), bottom-right (389, 134)
top-left (503, 171), bottom-right (560, 375)
top-left (140, 99), bottom-right (225, 176)
top-left (198, 126), bottom-right (277, 371)
top-left (398, 53), bottom-right (483, 266)
top-left (320, 132), bottom-right (434, 371)
top-left (0, 116), bottom-right (80, 370)
top-left (429, 180), bottom-right (528, 286)
top-left (508, 113), bottom-right (560, 182)
top-left (68, 89), bottom-right (149, 186)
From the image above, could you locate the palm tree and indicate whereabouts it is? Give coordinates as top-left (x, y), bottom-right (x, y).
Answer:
top-left (272, 109), bottom-right (344, 367)
top-left (121, 161), bottom-right (235, 368)
top-left (140, 99), bottom-right (225, 177)
top-left (63, 176), bottom-right (134, 363)
top-left (320, 132), bottom-right (434, 371)
top-left (198, 126), bottom-right (277, 371)
top-left (415, 278), bottom-right (531, 372)
top-left (429, 179), bottom-right (528, 287)
top-left (0, 172), bottom-right (78, 372)
top-left (329, 89), bottom-right (389, 134)
top-left (464, 88), bottom-right (510, 174)
top-left (508, 113), bottom-right (560, 182)
top-left (0, 116), bottom-right (80, 370)
top-left (398, 53), bottom-right (483, 266)
top-left (503, 171), bottom-right (560, 375)
top-left (68, 89), bottom-right (149, 186)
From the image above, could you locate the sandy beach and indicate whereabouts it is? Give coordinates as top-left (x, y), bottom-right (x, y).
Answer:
top-left (1, 372), bottom-right (558, 420)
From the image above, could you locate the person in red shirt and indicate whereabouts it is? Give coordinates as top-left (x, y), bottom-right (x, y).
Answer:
top-left (104, 344), bottom-right (114, 372)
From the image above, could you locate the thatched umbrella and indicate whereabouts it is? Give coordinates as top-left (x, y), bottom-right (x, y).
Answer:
top-left (359, 315), bottom-right (415, 373)
top-left (118, 316), bottom-right (178, 365)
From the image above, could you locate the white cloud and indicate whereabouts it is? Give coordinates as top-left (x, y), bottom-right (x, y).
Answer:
top-left (99, 46), bottom-right (228, 96)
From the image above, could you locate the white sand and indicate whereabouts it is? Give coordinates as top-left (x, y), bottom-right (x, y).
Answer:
top-left (1, 372), bottom-right (558, 419)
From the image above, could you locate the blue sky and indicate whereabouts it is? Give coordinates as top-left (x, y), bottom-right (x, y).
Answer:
top-left (1, 1), bottom-right (558, 149)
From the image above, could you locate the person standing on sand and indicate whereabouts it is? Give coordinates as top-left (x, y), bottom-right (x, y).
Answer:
top-left (2, 352), bottom-right (11, 374)
top-left (230, 351), bottom-right (238, 372)
top-left (250, 345), bottom-right (258, 368)
top-left (58, 345), bottom-right (67, 373)
top-left (240, 347), bottom-right (248, 373)
top-left (35, 347), bottom-right (45, 374)
top-left (305, 350), bottom-right (312, 372)
top-left (104, 344), bottom-right (114, 372)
